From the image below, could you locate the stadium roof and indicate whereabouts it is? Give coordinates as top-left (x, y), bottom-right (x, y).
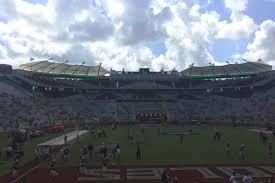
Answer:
top-left (181, 61), bottom-right (272, 79)
top-left (19, 61), bottom-right (108, 78)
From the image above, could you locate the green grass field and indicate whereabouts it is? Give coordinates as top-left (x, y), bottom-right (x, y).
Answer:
top-left (1, 125), bottom-right (273, 175)
top-left (51, 125), bottom-right (274, 167)
top-left (0, 129), bottom-right (72, 175)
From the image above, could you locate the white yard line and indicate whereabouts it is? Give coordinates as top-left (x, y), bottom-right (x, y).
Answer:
top-left (10, 164), bottom-right (40, 183)
top-left (38, 130), bottom-right (88, 146)
top-left (248, 129), bottom-right (273, 134)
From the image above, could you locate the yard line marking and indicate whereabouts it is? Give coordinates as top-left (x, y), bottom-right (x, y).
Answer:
top-left (170, 167), bottom-right (221, 178)
top-left (10, 163), bottom-right (40, 183)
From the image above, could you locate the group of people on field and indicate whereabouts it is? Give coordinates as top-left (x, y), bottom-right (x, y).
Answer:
top-left (229, 172), bottom-right (253, 183)
top-left (230, 171), bottom-right (275, 183)
top-left (20, 125), bottom-right (275, 182)
top-left (210, 126), bottom-right (275, 161)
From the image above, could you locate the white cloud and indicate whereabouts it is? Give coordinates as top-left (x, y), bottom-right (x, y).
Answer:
top-left (151, 54), bottom-right (176, 71)
top-left (225, 0), bottom-right (248, 13)
top-left (217, 13), bottom-right (258, 40)
top-left (0, 44), bottom-right (8, 59)
top-left (0, 0), bottom-right (223, 71)
top-left (157, 1), bottom-right (222, 69)
top-left (217, 0), bottom-right (257, 40)
top-left (243, 20), bottom-right (275, 66)
top-left (102, 0), bottom-right (172, 45)
top-left (0, 0), bottom-right (270, 72)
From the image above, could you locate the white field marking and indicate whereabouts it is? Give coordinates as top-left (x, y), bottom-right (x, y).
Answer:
top-left (248, 129), bottom-right (273, 134)
top-left (38, 130), bottom-right (88, 146)
top-left (126, 168), bottom-right (163, 180)
top-left (10, 164), bottom-right (40, 183)
top-left (170, 167), bottom-right (221, 178)
top-left (127, 168), bottom-right (162, 172)
top-left (86, 169), bottom-right (121, 175)
top-left (78, 168), bottom-right (121, 181)
top-left (217, 167), bottom-right (271, 178)
top-left (78, 176), bottom-right (121, 181)
top-left (259, 166), bottom-right (275, 174)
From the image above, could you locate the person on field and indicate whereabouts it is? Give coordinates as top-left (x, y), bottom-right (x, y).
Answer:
top-left (63, 146), bottom-right (69, 161)
top-left (180, 135), bottom-right (183, 144)
top-left (80, 145), bottom-right (88, 158)
top-left (79, 156), bottom-right (87, 175)
top-left (88, 144), bottom-right (93, 159)
top-left (50, 159), bottom-right (59, 177)
top-left (226, 140), bottom-right (231, 156)
top-left (242, 173), bottom-right (253, 183)
top-left (6, 145), bottom-right (13, 160)
top-left (112, 143), bottom-right (117, 159)
top-left (34, 146), bottom-right (41, 160)
top-left (172, 175), bottom-right (178, 183)
top-left (64, 135), bottom-right (68, 145)
top-left (262, 133), bottom-right (268, 144)
top-left (11, 159), bottom-right (19, 178)
top-left (268, 142), bottom-right (272, 159)
top-left (95, 145), bottom-right (100, 159)
top-left (240, 144), bottom-right (246, 160)
top-left (229, 172), bottom-right (238, 183)
top-left (213, 128), bottom-right (221, 141)
top-left (136, 143), bottom-right (141, 160)
top-left (102, 157), bottom-right (108, 173)
top-left (117, 147), bottom-right (120, 163)
top-left (161, 169), bottom-right (170, 183)
top-left (101, 143), bottom-right (107, 158)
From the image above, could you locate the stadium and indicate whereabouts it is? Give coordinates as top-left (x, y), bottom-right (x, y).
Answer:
top-left (1, 59), bottom-right (275, 183)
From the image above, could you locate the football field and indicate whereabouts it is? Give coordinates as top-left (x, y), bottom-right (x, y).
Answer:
top-left (55, 124), bottom-right (274, 166)
top-left (2, 124), bottom-right (275, 183)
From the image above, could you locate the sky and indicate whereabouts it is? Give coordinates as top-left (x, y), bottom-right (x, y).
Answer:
top-left (0, 0), bottom-right (275, 71)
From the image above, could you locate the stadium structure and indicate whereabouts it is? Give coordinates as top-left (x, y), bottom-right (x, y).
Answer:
top-left (2, 58), bottom-right (275, 183)
top-left (0, 58), bottom-right (275, 126)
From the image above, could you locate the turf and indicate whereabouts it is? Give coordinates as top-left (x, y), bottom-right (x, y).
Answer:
top-left (0, 129), bottom-right (72, 175)
top-left (50, 125), bottom-right (275, 167)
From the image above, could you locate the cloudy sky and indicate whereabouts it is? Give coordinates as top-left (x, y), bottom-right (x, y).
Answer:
top-left (0, 0), bottom-right (275, 71)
